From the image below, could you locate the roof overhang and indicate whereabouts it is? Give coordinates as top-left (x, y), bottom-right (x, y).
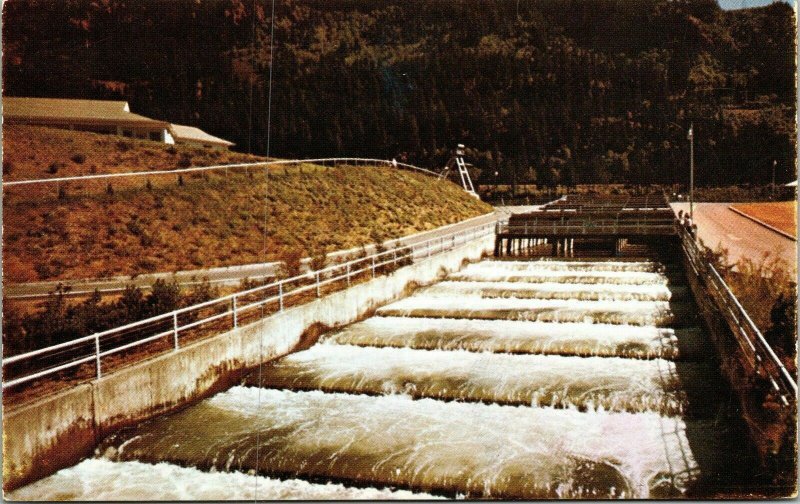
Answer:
top-left (5, 116), bottom-right (170, 129)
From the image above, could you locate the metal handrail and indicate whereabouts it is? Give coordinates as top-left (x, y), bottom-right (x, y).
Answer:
top-left (2, 220), bottom-right (495, 390)
top-left (495, 219), bottom-right (679, 235)
top-left (679, 227), bottom-right (797, 405)
top-left (2, 158), bottom-right (440, 186)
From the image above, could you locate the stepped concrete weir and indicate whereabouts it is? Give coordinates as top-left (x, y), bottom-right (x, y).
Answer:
top-left (10, 251), bottom-right (760, 499)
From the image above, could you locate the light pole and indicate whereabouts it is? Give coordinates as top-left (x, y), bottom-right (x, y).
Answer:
top-left (687, 123), bottom-right (694, 219)
top-left (772, 159), bottom-right (777, 199)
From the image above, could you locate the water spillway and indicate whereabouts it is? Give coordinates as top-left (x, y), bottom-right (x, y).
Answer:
top-left (98, 387), bottom-right (726, 499)
top-left (243, 343), bottom-right (720, 415)
top-left (8, 458), bottom-right (440, 501)
top-left (448, 266), bottom-right (669, 285)
top-left (10, 256), bottom-right (751, 500)
top-left (328, 316), bottom-right (709, 360)
top-left (420, 280), bottom-right (687, 301)
top-left (376, 296), bottom-right (685, 326)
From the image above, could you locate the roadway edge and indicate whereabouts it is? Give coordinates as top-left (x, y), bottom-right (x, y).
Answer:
top-left (727, 206), bottom-right (797, 242)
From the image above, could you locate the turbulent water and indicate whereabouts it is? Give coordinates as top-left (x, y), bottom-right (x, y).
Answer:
top-left (97, 387), bottom-right (728, 499)
top-left (448, 267), bottom-right (669, 285)
top-left (420, 280), bottom-right (686, 301)
top-left (13, 257), bottom-right (747, 500)
top-left (327, 317), bottom-right (708, 360)
top-left (376, 296), bottom-right (684, 326)
top-left (7, 459), bottom-right (439, 500)
top-left (246, 343), bottom-right (721, 415)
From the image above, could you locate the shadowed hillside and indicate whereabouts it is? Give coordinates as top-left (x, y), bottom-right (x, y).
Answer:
top-left (3, 0), bottom-right (796, 187)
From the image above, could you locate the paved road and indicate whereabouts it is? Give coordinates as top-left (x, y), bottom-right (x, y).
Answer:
top-left (672, 202), bottom-right (797, 276)
top-left (5, 206), bottom-right (537, 299)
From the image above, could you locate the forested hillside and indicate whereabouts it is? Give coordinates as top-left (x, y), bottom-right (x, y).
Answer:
top-left (3, 0), bottom-right (796, 186)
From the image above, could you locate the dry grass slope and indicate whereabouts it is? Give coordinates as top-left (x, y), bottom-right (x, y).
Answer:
top-left (3, 126), bottom-right (492, 282)
top-left (2, 125), bottom-right (265, 181)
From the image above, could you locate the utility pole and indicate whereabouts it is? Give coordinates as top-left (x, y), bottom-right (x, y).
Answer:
top-left (688, 123), bottom-right (694, 219)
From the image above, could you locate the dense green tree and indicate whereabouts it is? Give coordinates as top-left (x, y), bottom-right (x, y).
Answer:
top-left (2, 0), bottom-right (796, 186)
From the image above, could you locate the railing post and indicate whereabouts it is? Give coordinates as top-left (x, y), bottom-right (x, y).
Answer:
top-left (279, 282), bottom-right (284, 311)
top-left (232, 297), bottom-right (238, 328)
top-left (173, 312), bottom-right (179, 350)
top-left (371, 256), bottom-right (376, 278)
top-left (393, 248), bottom-right (397, 265)
top-left (316, 271), bottom-right (321, 297)
top-left (94, 335), bottom-right (102, 379)
top-left (346, 263), bottom-right (351, 286)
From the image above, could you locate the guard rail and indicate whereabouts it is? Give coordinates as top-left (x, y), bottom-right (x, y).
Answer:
top-left (2, 221), bottom-right (495, 391)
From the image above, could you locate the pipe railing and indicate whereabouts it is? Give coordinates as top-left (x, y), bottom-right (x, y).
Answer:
top-left (2, 158), bottom-right (441, 187)
top-left (2, 220), bottom-right (495, 391)
top-left (680, 227), bottom-right (797, 407)
top-left (495, 219), bottom-right (679, 236)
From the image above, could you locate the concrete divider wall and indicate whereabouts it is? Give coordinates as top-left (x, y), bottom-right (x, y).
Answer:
top-left (2, 235), bottom-right (493, 492)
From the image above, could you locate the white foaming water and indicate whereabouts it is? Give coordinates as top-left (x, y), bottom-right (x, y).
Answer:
top-left (102, 387), bottom-right (722, 498)
top-left (325, 316), bottom-right (697, 359)
top-left (16, 257), bottom-right (729, 500)
top-left (462, 259), bottom-right (664, 273)
top-left (7, 458), bottom-right (439, 501)
top-left (449, 268), bottom-right (668, 285)
top-left (377, 296), bottom-right (675, 326)
top-left (420, 280), bottom-right (675, 301)
top-left (253, 343), bottom-right (716, 415)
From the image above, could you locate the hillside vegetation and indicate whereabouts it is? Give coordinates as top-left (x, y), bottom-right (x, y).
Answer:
top-left (2, 125), bottom-right (264, 181)
top-left (3, 0), bottom-right (796, 187)
top-left (2, 127), bottom-right (491, 283)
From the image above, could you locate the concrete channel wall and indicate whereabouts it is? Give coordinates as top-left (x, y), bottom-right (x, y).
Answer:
top-left (680, 247), bottom-right (795, 478)
top-left (2, 235), bottom-right (493, 492)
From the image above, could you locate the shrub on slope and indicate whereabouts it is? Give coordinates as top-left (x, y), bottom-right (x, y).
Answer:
top-left (3, 127), bottom-right (492, 282)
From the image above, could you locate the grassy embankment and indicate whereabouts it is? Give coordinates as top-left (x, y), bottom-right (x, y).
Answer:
top-left (3, 126), bottom-right (492, 283)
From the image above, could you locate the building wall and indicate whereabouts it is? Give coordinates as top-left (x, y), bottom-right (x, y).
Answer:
top-left (175, 139), bottom-right (229, 150)
top-left (114, 125), bottom-right (169, 142)
top-left (6, 119), bottom-right (169, 143)
top-left (164, 129), bottom-right (176, 145)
